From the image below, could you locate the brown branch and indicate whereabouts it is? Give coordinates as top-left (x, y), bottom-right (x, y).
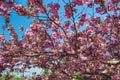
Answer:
top-left (84, 71), bottom-right (111, 79)
top-left (43, 27), bottom-right (55, 47)
top-left (101, 60), bottom-right (120, 65)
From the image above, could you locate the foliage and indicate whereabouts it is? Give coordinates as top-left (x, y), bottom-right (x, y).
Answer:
top-left (0, 75), bottom-right (22, 80)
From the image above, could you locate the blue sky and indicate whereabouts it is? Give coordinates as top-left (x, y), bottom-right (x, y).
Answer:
top-left (0, 0), bottom-right (110, 77)
top-left (0, 0), bottom-right (106, 40)
top-left (0, 0), bottom-right (62, 40)
top-left (0, 0), bottom-right (33, 40)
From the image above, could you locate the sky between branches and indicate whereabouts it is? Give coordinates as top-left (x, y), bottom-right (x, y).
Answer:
top-left (0, 0), bottom-right (107, 40)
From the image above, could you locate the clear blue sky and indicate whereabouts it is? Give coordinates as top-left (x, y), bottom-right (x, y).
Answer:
top-left (0, 0), bottom-right (62, 40)
top-left (0, 0), bottom-right (106, 40)
top-left (0, 0), bottom-right (33, 40)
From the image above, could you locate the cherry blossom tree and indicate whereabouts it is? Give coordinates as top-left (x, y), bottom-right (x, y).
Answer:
top-left (0, 0), bottom-right (120, 80)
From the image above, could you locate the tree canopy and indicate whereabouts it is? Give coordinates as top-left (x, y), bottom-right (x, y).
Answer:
top-left (0, 0), bottom-right (120, 80)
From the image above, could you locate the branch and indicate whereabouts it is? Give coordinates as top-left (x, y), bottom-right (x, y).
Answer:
top-left (84, 71), bottom-right (111, 79)
top-left (43, 26), bottom-right (55, 47)
top-left (101, 60), bottom-right (120, 65)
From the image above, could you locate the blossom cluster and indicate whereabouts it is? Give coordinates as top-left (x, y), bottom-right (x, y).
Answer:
top-left (0, 0), bottom-right (120, 80)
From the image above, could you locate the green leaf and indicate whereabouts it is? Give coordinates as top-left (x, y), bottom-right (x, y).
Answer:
top-left (0, 76), bottom-right (5, 80)
top-left (73, 72), bottom-right (81, 77)
top-left (72, 71), bottom-right (82, 79)
top-left (10, 77), bottom-right (22, 80)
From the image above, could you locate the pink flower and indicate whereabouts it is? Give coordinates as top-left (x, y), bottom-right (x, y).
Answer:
top-left (8, 25), bottom-right (14, 31)
top-left (13, 4), bottom-right (29, 16)
top-left (64, 4), bottom-right (73, 18)
top-left (73, 0), bottom-right (83, 6)
top-left (78, 53), bottom-right (88, 61)
top-left (0, 57), bottom-right (5, 64)
top-left (48, 3), bottom-right (60, 11)
top-left (96, 7), bottom-right (106, 14)
top-left (30, 22), bottom-right (42, 31)
top-left (48, 3), bottom-right (60, 19)
top-left (9, 31), bottom-right (18, 40)
top-left (86, 1), bottom-right (92, 8)
top-left (0, 34), bottom-right (5, 41)
top-left (52, 32), bottom-right (57, 40)
top-left (63, 21), bottom-right (70, 30)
